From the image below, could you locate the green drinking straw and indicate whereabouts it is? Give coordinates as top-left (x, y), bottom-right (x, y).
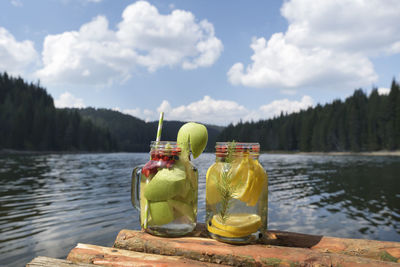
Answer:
top-left (156, 112), bottom-right (164, 143)
top-left (144, 111), bottom-right (164, 229)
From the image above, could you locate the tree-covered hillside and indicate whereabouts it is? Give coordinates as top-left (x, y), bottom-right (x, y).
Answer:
top-left (0, 73), bottom-right (116, 151)
top-left (74, 107), bottom-right (151, 152)
top-left (2, 72), bottom-right (399, 153)
top-left (219, 80), bottom-right (400, 152)
top-left (0, 72), bottom-right (222, 153)
top-left (75, 108), bottom-right (223, 152)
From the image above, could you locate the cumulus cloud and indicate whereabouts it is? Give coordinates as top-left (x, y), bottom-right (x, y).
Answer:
top-left (0, 27), bottom-right (38, 76)
top-left (54, 92), bottom-right (85, 108)
top-left (228, 0), bottom-right (400, 91)
top-left (258, 96), bottom-right (313, 118)
top-left (118, 95), bottom-right (313, 126)
top-left (157, 96), bottom-right (248, 125)
top-left (35, 1), bottom-right (222, 86)
top-left (377, 87), bottom-right (390, 95)
top-left (36, 16), bottom-right (130, 86)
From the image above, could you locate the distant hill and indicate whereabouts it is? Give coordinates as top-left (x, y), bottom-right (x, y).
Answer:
top-left (74, 107), bottom-right (224, 152)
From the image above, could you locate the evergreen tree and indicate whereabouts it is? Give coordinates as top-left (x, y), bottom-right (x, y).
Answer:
top-left (0, 72), bottom-right (116, 152)
top-left (218, 80), bottom-right (400, 152)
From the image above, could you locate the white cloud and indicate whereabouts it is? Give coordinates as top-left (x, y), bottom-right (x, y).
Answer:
top-left (282, 0), bottom-right (400, 54)
top-left (258, 95), bottom-right (313, 118)
top-left (118, 95), bottom-right (314, 126)
top-left (0, 27), bottom-right (38, 76)
top-left (54, 92), bottom-right (85, 108)
top-left (228, 0), bottom-right (400, 91)
top-left (378, 87), bottom-right (390, 95)
top-left (35, 1), bottom-right (222, 86)
top-left (157, 100), bottom-right (172, 114)
top-left (157, 96), bottom-right (248, 125)
top-left (36, 16), bottom-right (132, 86)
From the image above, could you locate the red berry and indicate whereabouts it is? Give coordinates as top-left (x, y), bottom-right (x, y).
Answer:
top-left (236, 145), bottom-right (243, 152)
top-left (166, 160), bottom-right (175, 168)
top-left (142, 167), bottom-right (150, 177)
top-left (142, 160), bottom-right (160, 177)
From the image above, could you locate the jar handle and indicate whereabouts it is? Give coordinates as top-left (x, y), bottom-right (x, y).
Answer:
top-left (131, 165), bottom-right (143, 211)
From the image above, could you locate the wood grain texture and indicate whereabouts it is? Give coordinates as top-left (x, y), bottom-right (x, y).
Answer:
top-left (67, 243), bottom-right (228, 266)
top-left (26, 256), bottom-right (97, 267)
top-left (113, 224), bottom-right (400, 266)
top-left (264, 229), bottom-right (400, 261)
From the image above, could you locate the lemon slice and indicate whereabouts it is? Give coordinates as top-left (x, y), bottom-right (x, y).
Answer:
top-left (247, 159), bottom-right (267, 206)
top-left (230, 156), bottom-right (249, 200)
top-left (208, 224), bottom-right (249, 238)
top-left (229, 156), bottom-right (266, 206)
top-left (206, 162), bottom-right (223, 205)
top-left (211, 213), bottom-right (261, 236)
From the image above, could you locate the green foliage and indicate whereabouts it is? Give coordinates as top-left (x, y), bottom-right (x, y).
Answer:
top-left (380, 250), bottom-right (398, 262)
top-left (0, 72), bottom-right (223, 152)
top-left (3, 71), bottom-right (399, 153)
top-left (0, 72), bottom-right (116, 151)
top-left (74, 109), bottom-right (223, 152)
top-left (218, 79), bottom-right (400, 152)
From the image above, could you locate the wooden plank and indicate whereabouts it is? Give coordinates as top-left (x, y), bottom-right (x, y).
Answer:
top-left (194, 222), bottom-right (400, 262)
top-left (26, 256), bottom-right (97, 267)
top-left (67, 243), bottom-right (228, 267)
top-left (113, 226), bottom-right (400, 266)
top-left (264, 229), bottom-right (400, 261)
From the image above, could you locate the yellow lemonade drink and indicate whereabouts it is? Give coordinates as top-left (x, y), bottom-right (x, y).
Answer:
top-left (206, 142), bottom-right (268, 244)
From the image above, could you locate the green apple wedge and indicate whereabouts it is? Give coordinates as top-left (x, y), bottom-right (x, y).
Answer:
top-left (148, 201), bottom-right (174, 226)
top-left (144, 166), bottom-right (189, 201)
top-left (177, 122), bottom-right (208, 159)
top-left (168, 199), bottom-right (196, 221)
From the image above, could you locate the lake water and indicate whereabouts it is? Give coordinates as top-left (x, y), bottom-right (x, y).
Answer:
top-left (1, 152), bottom-right (399, 266)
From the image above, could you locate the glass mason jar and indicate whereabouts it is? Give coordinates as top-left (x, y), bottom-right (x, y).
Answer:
top-left (206, 142), bottom-right (268, 244)
top-left (131, 141), bottom-right (198, 237)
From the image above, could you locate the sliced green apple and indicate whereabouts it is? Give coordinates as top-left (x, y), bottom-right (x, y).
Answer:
top-left (177, 122), bottom-right (208, 159)
top-left (148, 201), bottom-right (174, 225)
top-left (144, 167), bottom-right (188, 201)
top-left (168, 199), bottom-right (195, 221)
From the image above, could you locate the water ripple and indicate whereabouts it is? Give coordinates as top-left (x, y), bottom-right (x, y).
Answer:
top-left (1, 152), bottom-right (399, 266)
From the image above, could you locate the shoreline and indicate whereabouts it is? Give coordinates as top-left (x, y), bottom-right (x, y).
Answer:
top-left (264, 150), bottom-right (400, 156)
top-left (2, 148), bottom-right (400, 157)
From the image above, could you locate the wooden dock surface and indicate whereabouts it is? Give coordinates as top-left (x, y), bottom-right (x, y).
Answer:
top-left (27, 223), bottom-right (400, 266)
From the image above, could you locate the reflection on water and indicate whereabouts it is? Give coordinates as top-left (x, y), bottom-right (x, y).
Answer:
top-left (0, 152), bottom-right (399, 266)
top-left (265, 154), bottom-right (400, 241)
top-left (0, 153), bottom-right (146, 266)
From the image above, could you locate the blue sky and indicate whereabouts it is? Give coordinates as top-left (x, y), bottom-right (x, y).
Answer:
top-left (1, 0), bottom-right (400, 126)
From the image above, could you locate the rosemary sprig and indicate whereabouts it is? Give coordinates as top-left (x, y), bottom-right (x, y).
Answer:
top-left (213, 141), bottom-right (243, 222)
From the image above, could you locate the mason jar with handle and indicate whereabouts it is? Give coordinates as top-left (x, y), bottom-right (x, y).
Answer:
top-left (206, 142), bottom-right (268, 244)
top-left (132, 141), bottom-right (198, 237)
